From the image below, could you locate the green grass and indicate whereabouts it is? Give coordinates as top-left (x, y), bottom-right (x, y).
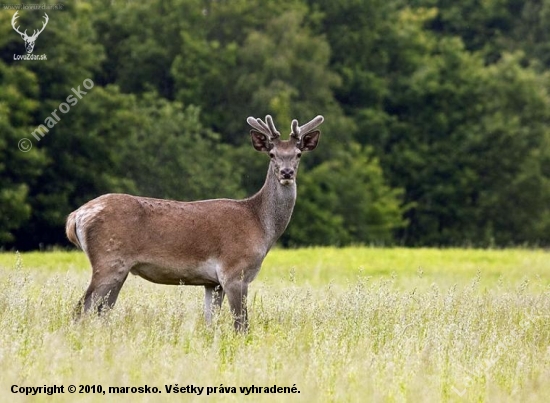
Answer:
top-left (0, 247), bottom-right (549, 402)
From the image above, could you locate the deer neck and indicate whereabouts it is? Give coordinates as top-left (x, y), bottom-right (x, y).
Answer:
top-left (250, 163), bottom-right (297, 247)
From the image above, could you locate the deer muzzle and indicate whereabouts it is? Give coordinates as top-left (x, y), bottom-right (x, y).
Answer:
top-left (279, 168), bottom-right (295, 185)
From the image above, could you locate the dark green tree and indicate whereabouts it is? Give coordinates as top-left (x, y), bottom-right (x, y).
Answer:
top-left (284, 144), bottom-right (407, 246)
top-left (119, 92), bottom-right (245, 202)
top-left (381, 30), bottom-right (550, 245)
top-left (0, 62), bottom-right (47, 245)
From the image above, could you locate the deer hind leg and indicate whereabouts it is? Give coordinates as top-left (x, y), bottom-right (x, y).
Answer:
top-left (204, 285), bottom-right (225, 325)
top-left (224, 280), bottom-right (249, 332)
top-left (74, 258), bottom-right (130, 318)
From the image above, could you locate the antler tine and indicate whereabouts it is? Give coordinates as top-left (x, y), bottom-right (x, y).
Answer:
top-left (11, 11), bottom-right (24, 36)
top-left (246, 115), bottom-right (280, 140)
top-left (31, 13), bottom-right (48, 38)
top-left (247, 117), bottom-right (271, 136)
top-left (246, 116), bottom-right (268, 133)
top-left (11, 11), bottom-right (48, 38)
top-left (39, 13), bottom-right (49, 33)
top-left (290, 119), bottom-right (300, 139)
top-left (300, 115), bottom-right (324, 134)
top-left (265, 115), bottom-right (280, 139)
top-left (290, 115), bottom-right (325, 139)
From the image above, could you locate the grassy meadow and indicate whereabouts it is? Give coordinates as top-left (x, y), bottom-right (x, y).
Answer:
top-left (0, 247), bottom-right (549, 402)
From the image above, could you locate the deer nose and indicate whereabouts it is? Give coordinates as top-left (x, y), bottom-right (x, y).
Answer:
top-left (280, 168), bottom-right (294, 179)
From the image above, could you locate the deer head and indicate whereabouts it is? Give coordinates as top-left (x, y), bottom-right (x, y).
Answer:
top-left (12, 11), bottom-right (49, 54)
top-left (247, 115), bottom-right (323, 185)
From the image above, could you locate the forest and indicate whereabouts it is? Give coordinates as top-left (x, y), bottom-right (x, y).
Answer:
top-left (2, 0), bottom-right (550, 250)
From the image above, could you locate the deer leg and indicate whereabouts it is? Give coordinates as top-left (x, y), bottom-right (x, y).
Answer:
top-left (224, 280), bottom-right (249, 332)
top-left (74, 260), bottom-right (129, 318)
top-left (204, 285), bottom-right (225, 325)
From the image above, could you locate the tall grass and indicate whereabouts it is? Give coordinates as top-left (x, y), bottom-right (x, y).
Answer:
top-left (0, 248), bottom-right (549, 402)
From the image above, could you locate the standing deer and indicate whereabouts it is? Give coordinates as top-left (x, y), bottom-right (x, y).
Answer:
top-left (66, 115), bottom-right (323, 331)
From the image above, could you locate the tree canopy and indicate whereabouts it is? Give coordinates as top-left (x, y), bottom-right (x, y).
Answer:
top-left (2, 0), bottom-right (550, 249)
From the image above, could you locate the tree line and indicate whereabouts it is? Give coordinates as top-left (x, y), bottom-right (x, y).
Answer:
top-left (2, 0), bottom-right (550, 250)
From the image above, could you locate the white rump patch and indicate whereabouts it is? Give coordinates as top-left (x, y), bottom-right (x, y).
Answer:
top-left (75, 201), bottom-right (106, 253)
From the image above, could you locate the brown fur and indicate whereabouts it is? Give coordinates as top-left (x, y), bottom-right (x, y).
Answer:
top-left (65, 211), bottom-right (81, 249)
top-left (67, 116), bottom-right (322, 331)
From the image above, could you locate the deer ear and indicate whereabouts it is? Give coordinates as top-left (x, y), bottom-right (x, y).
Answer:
top-left (250, 130), bottom-right (272, 152)
top-left (299, 130), bottom-right (320, 152)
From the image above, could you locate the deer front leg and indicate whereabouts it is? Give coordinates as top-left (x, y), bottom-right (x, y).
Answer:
top-left (204, 285), bottom-right (225, 325)
top-left (225, 280), bottom-right (249, 332)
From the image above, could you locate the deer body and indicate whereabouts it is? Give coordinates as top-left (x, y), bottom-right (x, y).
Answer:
top-left (67, 115), bottom-right (323, 331)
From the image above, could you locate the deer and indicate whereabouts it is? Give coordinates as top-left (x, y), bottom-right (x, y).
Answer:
top-left (11, 11), bottom-right (49, 54)
top-left (66, 114), bottom-right (323, 331)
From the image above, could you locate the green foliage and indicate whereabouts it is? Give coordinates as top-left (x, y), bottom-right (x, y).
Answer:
top-left (0, 62), bottom-right (47, 243)
top-left (3, 0), bottom-right (550, 248)
top-left (380, 31), bottom-right (550, 245)
top-left (284, 144), bottom-right (407, 246)
top-left (316, 3), bottom-right (550, 246)
top-left (236, 9), bottom-right (339, 123)
top-left (119, 93), bottom-right (245, 201)
top-left (92, 0), bottom-right (190, 98)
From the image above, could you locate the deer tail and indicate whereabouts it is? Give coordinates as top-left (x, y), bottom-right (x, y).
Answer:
top-left (65, 211), bottom-right (82, 249)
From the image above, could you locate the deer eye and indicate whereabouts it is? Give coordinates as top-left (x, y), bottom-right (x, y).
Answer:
top-left (269, 152), bottom-right (275, 158)
top-left (297, 152), bottom-right (302, 158)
